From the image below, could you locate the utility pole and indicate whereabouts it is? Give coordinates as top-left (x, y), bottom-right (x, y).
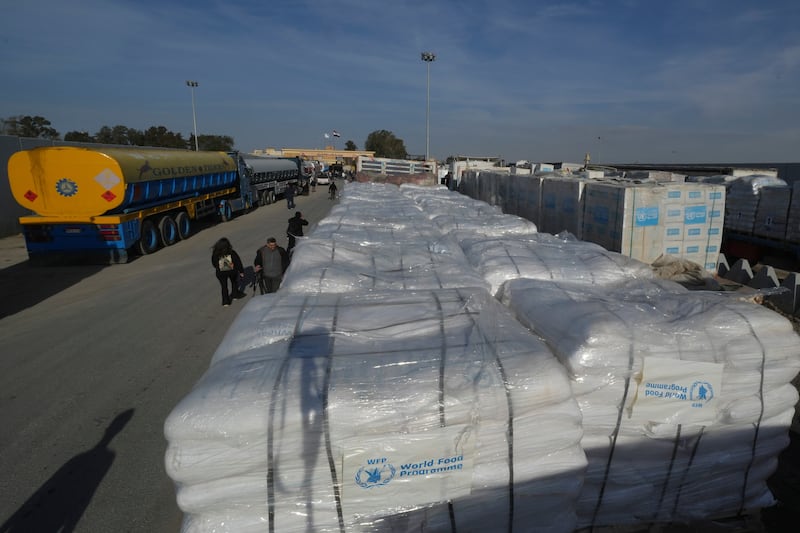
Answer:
top-left (186, 80), bottom-right (199, 151)
top-left (421, 52), bottom-right (436, 163)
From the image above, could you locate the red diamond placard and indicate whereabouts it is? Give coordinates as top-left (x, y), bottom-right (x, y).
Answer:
top-left (24, 190), bottom-right (38, 202)
top-left (101, 191), bottom-right (117, 202)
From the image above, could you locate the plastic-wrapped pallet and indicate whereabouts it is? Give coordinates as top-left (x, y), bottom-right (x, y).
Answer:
top-left (460, 233), bottom-right (655, 296)
top-left (280, 237), bottom-right (489, 293)
top-left (432, 212), bottom-right (538, 244)
top-left (164, 288), bottom-right (587, 532)
top-left (725, 175), bottom-right (788, 234)
top-left (753, 184), bottom-right (792, 240)
top-left (787, 181), bottom-right (800, 244)
top-left (498, 278), bottom-right (800, 528)
top-left (312, 213), bottom-right (446, 244)
top-left (401, 185), bottom-right (503, 218)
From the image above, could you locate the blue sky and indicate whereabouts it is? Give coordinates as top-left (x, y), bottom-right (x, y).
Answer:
top-left (2, 0), bottom-right (799, 164)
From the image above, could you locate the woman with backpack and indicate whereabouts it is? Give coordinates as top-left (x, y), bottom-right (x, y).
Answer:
top-left (211, 237), bottom-right (245, 307)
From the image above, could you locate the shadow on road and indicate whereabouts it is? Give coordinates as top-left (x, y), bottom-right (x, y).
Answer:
top-left (0, 409), bottom-right (134, 533)
top-left (0, 262), bottom-right (106, 319)
top-left (0, 219), bottom-right (226, 319)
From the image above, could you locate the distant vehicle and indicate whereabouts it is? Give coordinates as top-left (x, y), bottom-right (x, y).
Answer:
top-left (242, 155), bottom-right (303, 204)
top-left (316, 171), bottom-right (331, 185)
top-left (329, 163), bottom-right (344, 178)
top-left (7, 146), bottom-right (301, 263)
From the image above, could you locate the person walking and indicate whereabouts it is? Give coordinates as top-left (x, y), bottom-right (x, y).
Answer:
top-left (211, 237), bottom-right (245, 307)
top-left (286, 211), bottom-right (309, 252)
top-left (328, 180), bottom-right (338, 200)
top-left (285, 182), bottom-right (296, 209)
top-left (254, 237), bottom-right (289, 294)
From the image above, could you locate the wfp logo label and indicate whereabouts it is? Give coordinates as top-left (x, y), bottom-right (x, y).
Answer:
top-left (355, 458), bottom-right (396, 489)
top-left (690, 381), bottom-right (714, 405)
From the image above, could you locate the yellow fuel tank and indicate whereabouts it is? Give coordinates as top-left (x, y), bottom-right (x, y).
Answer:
top-left (8, 146), bottom-right (236, 218)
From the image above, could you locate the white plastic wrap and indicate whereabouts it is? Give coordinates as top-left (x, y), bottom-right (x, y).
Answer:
top-left (499, 277), bottom-right (800, 527)
top-left (461, 233), bottom-right (655, 295)
top-left (280, 182), bottom-right (502, 295)
top-left (167, 180), bottom-right (799, 531)
top-left (280, 237), bottom-right (489, 294)
top-left (165, 288), bottom-right (586, 532)
top-left (432, 212), bottom-right (538, 242)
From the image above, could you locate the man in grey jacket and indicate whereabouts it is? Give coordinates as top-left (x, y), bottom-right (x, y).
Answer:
top-left (254, 237), bottom-right (289, 294)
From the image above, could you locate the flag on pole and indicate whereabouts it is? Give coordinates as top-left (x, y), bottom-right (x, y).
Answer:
top-left (324, 133), bottom-right (330, 139)
top-left (332, 130), bottom-right (340, 137)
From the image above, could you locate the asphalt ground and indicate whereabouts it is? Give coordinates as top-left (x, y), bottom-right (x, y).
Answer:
top-left (0, 187), bottom-right (337, 532)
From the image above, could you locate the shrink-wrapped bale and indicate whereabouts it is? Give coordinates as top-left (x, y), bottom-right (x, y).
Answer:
top-left (725, 175), bottom-right (787, 234)
top-left (165, 288), bottom-right (587, 532)
top-left (498, 278), bottom-right (800, 528)
top-left (788, 180), bottom-right (800, 244)
top-left (433, 213), bottom-right (538, 243)
top-left (753, 185), bottom-right (792, 240)
top-left (281, 237), bottom-right (489, 293)
top-left (285, 182), bottom-right (528, 294)
top-left (460, 233), bottom-right (655, 296)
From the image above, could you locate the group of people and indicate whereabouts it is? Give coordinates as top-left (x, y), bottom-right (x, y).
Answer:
top-left (210, 211), bottom-right (310, 306)
top-left (211, 172), bottom-right (344, 306)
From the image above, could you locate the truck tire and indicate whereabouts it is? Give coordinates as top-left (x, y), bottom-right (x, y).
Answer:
top-left (138, 219), bottom-right (160, 255)
top-left (220, 202), bottom-right (233, 222)
top-left (175, 211), bottom-right (191, 240)
top-left (158, 215), bottom-right (179, 246)
top-left (268, 190), bottom-right (275, 204)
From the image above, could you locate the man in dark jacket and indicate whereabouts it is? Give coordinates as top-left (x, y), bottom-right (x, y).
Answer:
top-left (286, 211), bottom-right (308, 252)
top-left (285, 183), bottom-right (296, 209)
top-left (254, 237), bottom-right (289, 294)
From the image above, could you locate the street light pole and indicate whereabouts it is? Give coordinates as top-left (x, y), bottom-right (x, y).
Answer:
top-left (421, 52), bottom-right (436, 163)
top-left (186, 80), bottom-right (199, 151)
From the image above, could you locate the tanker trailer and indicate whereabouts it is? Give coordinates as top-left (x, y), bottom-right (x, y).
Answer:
top-left (242, 155), bottom-right (303, 205)
top-left (7, 146), bottom-right (255, 264)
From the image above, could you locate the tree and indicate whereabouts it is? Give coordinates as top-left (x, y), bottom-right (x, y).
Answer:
top-left (193, 134), bottom-right (235, 151)
top-left (95, 125), bottom-right (142, 145)
top-left (364, 130), bottom-right (407, 159)
top-left (1, 115), bottom-right (60, 139)
top-left (344, 140), bottom-right (357, 151)
top-left (141, 126), bottom-right (185, 149)
top-left (64, 131), bottom-right (95, 143)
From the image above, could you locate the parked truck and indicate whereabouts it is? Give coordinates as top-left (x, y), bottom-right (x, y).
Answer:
top-left (243, 155), bottom-right (305, 204)
top-left (7, 146), bottom-right (301, 264)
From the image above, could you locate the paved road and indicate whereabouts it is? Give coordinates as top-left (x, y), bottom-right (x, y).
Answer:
top-left (0, 189), bottom-right (337, 532)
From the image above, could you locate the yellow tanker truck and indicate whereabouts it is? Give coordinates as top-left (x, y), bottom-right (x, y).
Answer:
top-left (7, 146), bottom-right (301, 263)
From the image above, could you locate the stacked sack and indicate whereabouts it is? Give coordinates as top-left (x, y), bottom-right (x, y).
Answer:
top-left (498, 277), bottom-right (800, 528)
top-left (165, 289), bottom-right (586, 532)
top-left (458, 232), bottom-right (655, 296)
top-left (165, 182), bottom-right (588, 532)
top-left (281, 190), bottom-right (488, 293)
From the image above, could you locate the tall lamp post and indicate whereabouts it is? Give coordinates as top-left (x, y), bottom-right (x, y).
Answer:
top-left (421, 52), bottom-right (436, 163)
top-left (186, 80), bottom-right (199, 151)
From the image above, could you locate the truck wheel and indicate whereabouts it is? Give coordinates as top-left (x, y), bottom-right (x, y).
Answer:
top-left (221, 202), bottom-right (233, 222)
top-left (138, 219), bottom-right (160, 255)
top-left (268, 191), bottom-right (275, 204)
top-left (175, 211), bottom-right (191, 240)
top-left (158, 215), bottom-right (179, 246)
